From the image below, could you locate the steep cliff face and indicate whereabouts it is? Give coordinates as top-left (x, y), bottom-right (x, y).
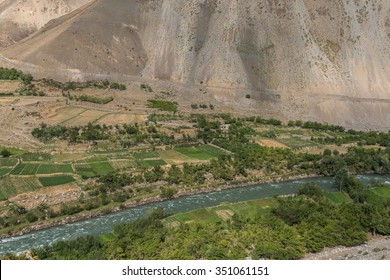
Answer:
top-left (1, 0), bottom-right (390, 128)
top-left (0, 0), bottom-right (93, 47)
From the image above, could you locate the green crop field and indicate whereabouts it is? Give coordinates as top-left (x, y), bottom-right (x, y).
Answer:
top-left (0, 158), bottom-right (18, 167)
top-left (0, 168), bottom-right (12, 176)
top-left (52, 153), bottom-right (87, 163)
top-left (197, 144), bottom-right (227, 157)
top-left (38, 175), bottom-right (76, 187)
top-left (11, 163), bottom-right (40, 175)
top-left (137, 159), bottom-right (167, 168)
top-left (22, 164), bottom-right (40, 175)
top-left (0, 147), bottom-right (24, 155)
top-left (74, 164), bottom-right (96, 178)
top-left (75, 161), bottom-right (114, 177)
top-left (10, 163), bottom-right (25, 175)
top-left (36, 164), bottom-right (73, 174)
top-left (0, 176), bottom-right (42, 200)
top-left (87, 157), bottom-right (110, 163)
top-left (132, 152), bottom-right (160, 159)
top-left (371, 185), bottom-right (390, 197)
top-left (21, 153), bottom-right (52, 162)
top-left (109, 160), bottom-right (136, 170)
top-left (277, 137), bottom-right (318, 149)
top-left (175, 147), bottom-right (213, 160)
top-left (325, 192), bottom-right (351, 204)
top-left (11, 163), bottom-right (73, 175)
top-left (90, 162), bottom-right (114, 175)
top-left (364, 186), bottom-right (390, 207)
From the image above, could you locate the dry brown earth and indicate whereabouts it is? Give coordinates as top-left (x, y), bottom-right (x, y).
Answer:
top-left (1, 1), bottom-right (390, 129)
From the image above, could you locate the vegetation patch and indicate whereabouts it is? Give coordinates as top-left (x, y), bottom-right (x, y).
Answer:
top-left (371, 186), bottom-right (390, 198)
top-left (197, 145), bottom-right (227, 157)
top-left (0, 158), bottom-right (18, 167)
top-left (147, 100), bottom-right (178, 112)
top-left (0, 147), bottom-right (24, 156)
top-left (39, 176), bottom-right (76, 187)
top-left (137, 159), bottom-right (166, 168)
top-left (74, 164), bottom-right (96, 178)
top-left (324, 192), bottom-right (351, 204)
top-left (175, 147), bottom-right (213, 160)
top-left (36, 164), bottom-right (73, 174)
top-left (109, 160), bottom-right (136, 170)
top-left (52, 153), bottom-right (87, 163)
top-left (277, 137), bottom-right (318, 149)
top-left (158, 150), bottom-right (192, 164)
top-left (0, 177), bottom-right (42, 200)
top-left (21, 153), bottom-right (52, 162)
top-left (132, 152), bottom-right (160, 159)
top-left (0, 168), bottom-right (12, 176)
top-left (89, 162), bottom-right (114, 175)
top-left (11, 163), bottom-right (40, 175)
top-left (73, 95), bottom-right (114, 105)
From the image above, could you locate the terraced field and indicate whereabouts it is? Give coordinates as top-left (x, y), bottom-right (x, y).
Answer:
top-left (49, 107), bottom-right (87, 124)
top-left (277, 137), bottom-right (319, 149)
top-left (62, 110), bottom-right (108, 126)
top-left (0, 158), bottom-right (18, 167)
top-left (21, 153), bottom-right (52, 162)
top-left (0, 176), bottom-right (43, 200)
top-left (158, 150), bottom-right (194, 164)
top-left (97, 113), bottom-right (148, 125)
top-left (11, 163), bottom-right (73, 175)
top-left (0, 168), bottom-right (12, 176)
top-left (38, 175), bottom-right (76, 187)
top-left (137, 159), bottom-right (167, 168)
top-left (175, 147), bottom-right (214, 160)
top-left (74, 159), bottom-right (115, 177)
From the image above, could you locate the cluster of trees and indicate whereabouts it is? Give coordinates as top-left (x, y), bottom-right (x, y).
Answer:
top-left (0, 67), bottom-right (46, 96)
top-left (288, 120), bottom-right (345, 132)
top-left (0, 149), bottom-right (11, 157)
top-left (42, 79), bottom-right (126, 91)
top-left (31, 122), bottom-right (185, 147)
top-left (148, 100), bottom-right (178, 112)
top-left (314, 131), bottom-right (390, 147)
top-left (32, 123), bottom-right (111, 142)
top-left (0, 67), bottom-right (32, 83)
top-left (70, 95), bottom-right (114, 104)
top-left (15, 182), bottom-right (388, 260)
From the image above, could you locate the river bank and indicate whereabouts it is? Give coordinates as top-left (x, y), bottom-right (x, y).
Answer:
top-left (304, 235), bottom-right (390, 260)
top-left (0, 173), bottom-right (320, 239)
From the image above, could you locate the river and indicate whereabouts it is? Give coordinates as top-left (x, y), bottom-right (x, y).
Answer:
top-left (1, 175), bottom-right (389, 255)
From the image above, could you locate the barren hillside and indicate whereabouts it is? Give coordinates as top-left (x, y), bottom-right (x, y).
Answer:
top-left (0, 0), bottom-right (93, 47)
top-left (1, 0), bottom-right (390, 129)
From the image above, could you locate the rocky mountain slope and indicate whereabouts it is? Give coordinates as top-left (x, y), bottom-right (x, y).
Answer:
top-left (0, 0), bottom-right (93, 47)
top-left (1, 0), bottom-right (390, 129)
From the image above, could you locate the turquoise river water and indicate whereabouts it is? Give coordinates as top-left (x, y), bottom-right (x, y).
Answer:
top-left (1, 175), bottom-right (389, 255)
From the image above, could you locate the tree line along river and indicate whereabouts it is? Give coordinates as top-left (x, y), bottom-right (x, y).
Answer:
top-left (1, 175), bottom-right (389, 255)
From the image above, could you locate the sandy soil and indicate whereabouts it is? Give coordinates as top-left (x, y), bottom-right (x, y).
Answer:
top-left (8, 183), bottom-right (81, 210)
top-left (256, 139), bottom-right (289, 149)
